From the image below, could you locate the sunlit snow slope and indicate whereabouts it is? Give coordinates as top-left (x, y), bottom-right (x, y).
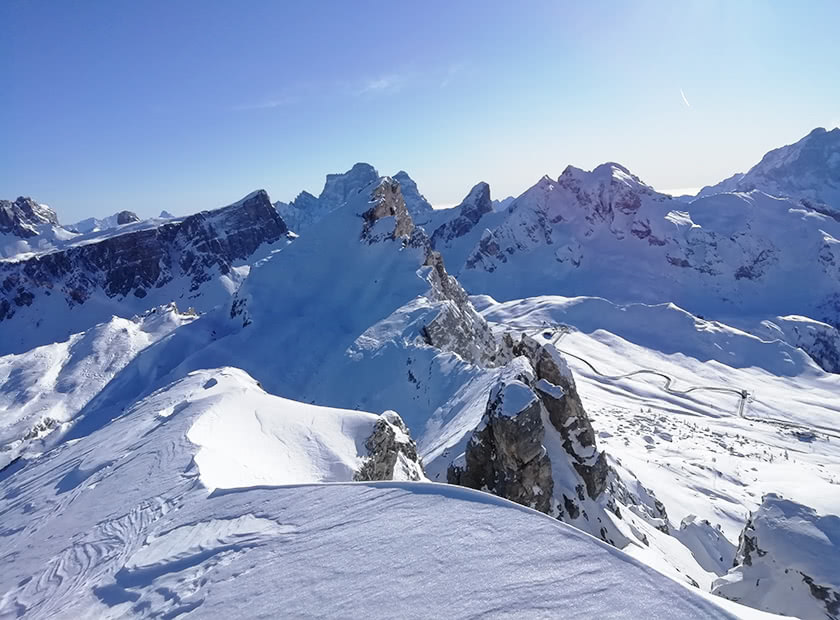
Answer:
top-left (0, 368), bottom-right (740, 619)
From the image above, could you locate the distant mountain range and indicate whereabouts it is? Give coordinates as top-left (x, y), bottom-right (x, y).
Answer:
top-left (1, 127), bottom-right (839, 620)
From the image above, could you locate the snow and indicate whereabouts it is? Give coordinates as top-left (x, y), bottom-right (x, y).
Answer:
top-left (0, 366), bottom-right (743, 619)
top-left (497, 380), bottom-right (537, 416)
top-left (479, 294), bottom-right (840, 594)
top-left (0, 304), bottom-right (195, 469)
top-left (186, 375), bottom-right (382, 489)
top-left (698, 126), bottom-right (840, 213)
top-left (713, 495), bottom-right (840, 619)
top-left (436, 163), bottom-right (840, 339)
top-left (3, 133), bottom-right (840, 618)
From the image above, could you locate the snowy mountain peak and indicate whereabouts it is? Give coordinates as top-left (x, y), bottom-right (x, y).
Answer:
top-left (1, 196), bottom-right (75, 258)
top-left (319, 162), bottom-right (380, 208)
top-left (69, 209), bottom-right (141, 234)
top-left (430, 182), bottom-right (494, 249)
top-left (698, 127), bottom-right (840, 214)
top-left (393, 170), bottom-right (434, 221)
top-left (559, 162), bottom-right (655, 196)
top-left (0, 196), bottom-right (60, 237)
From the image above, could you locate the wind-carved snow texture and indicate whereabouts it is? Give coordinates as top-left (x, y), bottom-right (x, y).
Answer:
top-left (0, 303), bottom-right (197, 470)
top-left (0, 368), bottom-right (736, 619)
top-left (713, 494), bottom-right (840, 620)
top-left (0, 190), bottom-right (290, 355)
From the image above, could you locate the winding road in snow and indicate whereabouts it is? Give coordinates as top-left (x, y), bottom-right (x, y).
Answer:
top-left (543, 325), bottom-right (840, 440)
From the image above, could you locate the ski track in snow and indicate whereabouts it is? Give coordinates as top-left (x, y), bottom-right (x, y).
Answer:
top-left (0, 369), bottom-right (744, 619)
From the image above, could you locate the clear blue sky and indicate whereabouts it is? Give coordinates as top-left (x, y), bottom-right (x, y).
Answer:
top-left (2, 1), bottom-right (838, 221)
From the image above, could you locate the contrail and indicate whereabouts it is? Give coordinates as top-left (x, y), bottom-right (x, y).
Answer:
top-left (680, 88), bottom-right (691, 108)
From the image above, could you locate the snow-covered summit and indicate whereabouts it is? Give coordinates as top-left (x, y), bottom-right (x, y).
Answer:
top-left (698, 127), bottom-right (840, 215)
top-left (393, 169), bottom-right (434, 223)
top-left (425, 162), bottom-right (840, 345)
top-left (0, 196), bottom-right (77, 258)
top-left (320, 162), bottom-right (380, 208)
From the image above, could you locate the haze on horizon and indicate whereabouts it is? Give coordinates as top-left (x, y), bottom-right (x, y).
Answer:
top-left (1, 0), bottom-right (838, 221)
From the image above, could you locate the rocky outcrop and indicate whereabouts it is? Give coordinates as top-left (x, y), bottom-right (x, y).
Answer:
top-left (713, 494), bottom-right (840, 620)
top-left (0, 197), bottom-right (60, 238)
top-left (274, 163), bottom-right (378, 234)
top-left (448, 375), bottom-right (554, 513)
top-left (321, 163), bottom-right (379, 210)
top-left (449, 337), bottom-right (606, 522)
top-left (446, 334), bottom-right (674, 549)
top-left (116, 210), bottom-right (140, 225)
top-left (356, 177), bottom-right (501, 367)
top-left (68, 210), bottom-right (142, 234)
top-left (501, 333), bottom-right (608, 497)
top-left (354, 411), bottom-right (426, 481)
top-left (754, 315), bottom-right (840, 374)
top-left (420, 250), bottom-right (501, 366)
top-left (360, 177), bottom-right (415, 242)
top-left (0, 190), bottom-right (289, 354)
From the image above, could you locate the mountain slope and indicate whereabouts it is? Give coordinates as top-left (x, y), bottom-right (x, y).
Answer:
top-left (431, 164), bottom-right (840, 342)
top-left (698, 127), bottom-right (840, 216)
top-left (0, 367), bottom-right (741, 619)
top-left (0, 304), bottom-right (196, 470)
top-left (0, 190), bottom-right (290, 355)
top-left (0, 196), bottom-right (78, 259)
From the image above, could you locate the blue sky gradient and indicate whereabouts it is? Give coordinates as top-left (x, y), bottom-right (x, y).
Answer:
top-left (2, 1), bottom-right (839, 220)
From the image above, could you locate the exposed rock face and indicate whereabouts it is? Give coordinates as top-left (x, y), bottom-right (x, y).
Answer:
top-left (354, 411), bottom-right (425, 481)
top-left (360, 177), bottom-right (415, 242)
top-left (753, 315), bottom-right (840, 374)
top-left (447, 334), bottom-right (672, 549)
top-left (321, 163), bottom-right (380, 210)
top-left (502, 333), bottom-right (608, 498)
top-left (461, 165), bottom-right (670, 276)
top-left (713, 494), bottom-right (840, 620)
top-left (421, 250), bottom-right (500, 366)
top-left (0, 197), bottom-right (60, 238)
top-left (448, 338), bottom-right (604, 517)
top-left (275, 163), bottom-right (378, 233)
top-left (356, 177), bottom-right (501, 367)
top-left (448, 376), bottom-right (554, 513)
top-left (0, 190), bottom-right (288, 354)
top-left (69, 210), bottom-right (142, 234)
top-left (431, 182), bottom-right (493, 247)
